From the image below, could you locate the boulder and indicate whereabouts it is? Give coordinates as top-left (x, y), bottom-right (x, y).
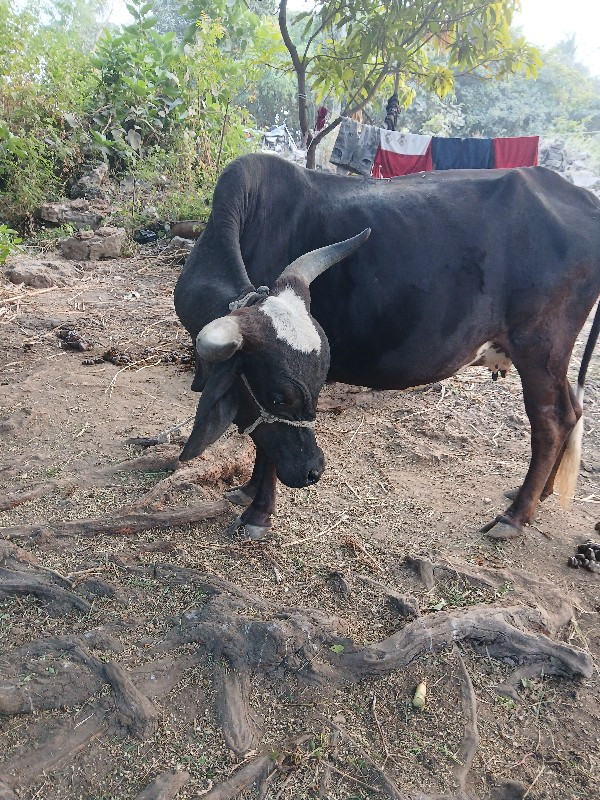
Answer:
top-left (59, 227), bottom-right (126, 260)
top-left (39, 199), bottom-right (104, 229)
top-left (5, 258), bottom-right (76, 288)
top-left (70, 163), bottom-right (109, 200)
top-left (169, 220), bottom-right (205, 239)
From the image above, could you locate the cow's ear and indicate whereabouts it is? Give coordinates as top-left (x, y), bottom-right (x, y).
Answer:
top-left (179, 356), bottom-right (241, 461)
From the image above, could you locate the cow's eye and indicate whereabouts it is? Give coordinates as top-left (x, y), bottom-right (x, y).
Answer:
top-left (270, 393), bottom-right (285, 407)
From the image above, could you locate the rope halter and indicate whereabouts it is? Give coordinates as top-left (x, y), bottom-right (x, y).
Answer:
top-left (240, 374), bottom-right (316, 436)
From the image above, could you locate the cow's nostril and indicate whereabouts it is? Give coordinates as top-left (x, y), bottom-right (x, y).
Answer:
top-left (306, 469), bottom-right (321, 485)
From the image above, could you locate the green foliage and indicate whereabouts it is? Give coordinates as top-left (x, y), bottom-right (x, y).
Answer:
top-left (394, 40), bottom-right (600, 155)
top-left (0, 224), bottom-right (22, 264)
top-left (0, 0), bottom-right (269, 226)
top-left (89, 0), bottom-right (188, 159)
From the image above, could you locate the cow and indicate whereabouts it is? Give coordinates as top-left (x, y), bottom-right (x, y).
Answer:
top-left (174, 152), bottom-right (600, 542)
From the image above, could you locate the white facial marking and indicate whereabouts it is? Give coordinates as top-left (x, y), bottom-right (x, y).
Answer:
top-left (260, 287), bottom-right (321, 354)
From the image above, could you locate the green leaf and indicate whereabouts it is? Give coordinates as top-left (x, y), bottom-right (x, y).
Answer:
top-left (329, 644), bottom-right (345, 654)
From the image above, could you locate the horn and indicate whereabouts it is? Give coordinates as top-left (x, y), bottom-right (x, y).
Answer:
top-left (196, 316), bottom-right (243, 363)
top-left (279, 228), bottom-right (371, 286)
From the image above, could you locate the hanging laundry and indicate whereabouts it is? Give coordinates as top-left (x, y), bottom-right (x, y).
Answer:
top-left (493, 136), bottom-right (539, 168)
top-left (315, 106), bottom-right (329, 131)
top-left (372, 130), bottom-right (433, 177)
top-left (330, 118), bottom-right (381, 176)
top-left (349, 124), bottom-right (382, 176)
top-left (431, 137), bottom-right (494, 170)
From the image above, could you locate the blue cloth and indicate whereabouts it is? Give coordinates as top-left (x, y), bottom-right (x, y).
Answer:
top-left (431, 137), bottom-right (494, 170)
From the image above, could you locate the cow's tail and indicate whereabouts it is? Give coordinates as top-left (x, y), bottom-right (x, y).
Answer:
top-left (555, 300), bottom-right (600, 507)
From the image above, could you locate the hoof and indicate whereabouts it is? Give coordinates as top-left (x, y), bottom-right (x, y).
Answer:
top-left (224, 487), bottom-right (255, 507)
top-left (504, 487), bottom-right (519, 501)
top-left (228, 515), bottom-right (271, 541)
top-left (480, 516), bottom-right (523, 541)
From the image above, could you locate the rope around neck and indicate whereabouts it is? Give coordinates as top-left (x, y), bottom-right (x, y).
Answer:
top-left (241, 374), bottom-right (316, 436)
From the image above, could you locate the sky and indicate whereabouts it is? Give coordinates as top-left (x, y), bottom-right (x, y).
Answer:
top-left (515, 0), bottom-right (600, 76)
top-left (107, 0), bottom-right (600, 77)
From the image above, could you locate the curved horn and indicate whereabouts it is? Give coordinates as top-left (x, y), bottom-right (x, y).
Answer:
top-left (196, 316), bottom-right (243, 363)
top-left (279, 228), bottom-right (371, 286)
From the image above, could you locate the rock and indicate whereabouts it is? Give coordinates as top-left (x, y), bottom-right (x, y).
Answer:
top-left (70, 163), bottom-right (109, 199)
top-left (169, 220), bottom-right (205, 239)
top-left (539, 139), bottom-right (568, 172)
top-left (120, 175), bottom-right (150, 193)
top-left (59, 228), bottom-right (126, 260)
top-left (165, 236), bottom-right (194, 255)
top-left (4, 258), bottom-right (76, 287)
top-left (563, 169), bottom-right (600, 189)
top-left (38, 199), bottom-right (104, 229)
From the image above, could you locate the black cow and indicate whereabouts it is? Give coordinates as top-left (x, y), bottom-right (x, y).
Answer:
top-left (174, 153), bottom-right (600, 541)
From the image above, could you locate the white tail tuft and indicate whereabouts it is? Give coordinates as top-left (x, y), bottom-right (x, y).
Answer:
top-left (555, 385), bottom-right (585, 508)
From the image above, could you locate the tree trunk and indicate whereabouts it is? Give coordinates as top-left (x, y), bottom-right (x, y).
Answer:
top-left (306, 116), bottom-right (343, 169)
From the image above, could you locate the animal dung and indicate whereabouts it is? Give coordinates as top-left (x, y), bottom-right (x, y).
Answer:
top-left (412, 681), bottom-right (427, 709)
top-left (56, 325), bottom-right (94, 351)
top-left (568, 541), bottom-right (600, 571)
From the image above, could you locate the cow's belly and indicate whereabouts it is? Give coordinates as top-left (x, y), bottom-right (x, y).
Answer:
top-left (327, 338), bottom-right (512, 390)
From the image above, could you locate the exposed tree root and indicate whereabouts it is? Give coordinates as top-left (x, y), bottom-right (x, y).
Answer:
top-left (358, 574), bottom-right (420, 617)
top-left (0, 436), bottom-right (253, 520)
top-left (0, 500), bottom-right (230, 542)
top-left (103, 661), bottom-right (159, 739)
top-left (0, 554), bottom-right (592, 799)
top-left (197, 753), bottom-right (277, 800)
top-left (0, 482), bottom-right (57, 512)
top-left (0, 539), bottom-right (90, 614)
top-left (134, 770), bottom-right (190, 800)
top-left (214, 663), bottom-right (262, 757)
top-left (453, 648), bottom-right (479, 800)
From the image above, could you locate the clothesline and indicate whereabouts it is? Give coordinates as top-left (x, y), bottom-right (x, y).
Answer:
top-left (330, 117), bottom-right (546, 179)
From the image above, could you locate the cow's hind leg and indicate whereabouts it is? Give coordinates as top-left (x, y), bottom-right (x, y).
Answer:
top-left (502, 383), bottom-right (583, 504)
top-left (484, 355), bottom-right (578, 540)
top-left (228, 449), bottom-right (277, 540)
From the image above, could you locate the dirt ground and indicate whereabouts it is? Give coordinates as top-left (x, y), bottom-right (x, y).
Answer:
top-left (0, 249), bottom-right (599, 800)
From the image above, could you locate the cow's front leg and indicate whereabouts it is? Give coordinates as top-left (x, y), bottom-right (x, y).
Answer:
top-left (228, 453), bottom-right (277, 540)
top-left (224, 447), bottom-right (266, 507)
top-left (483, 364), bottom-right (578, 541)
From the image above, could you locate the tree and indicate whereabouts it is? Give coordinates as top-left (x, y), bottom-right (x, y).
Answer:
top-left (283, 0), bottom-right (542, 167)
top-left (187, 0), bottom-right (541, 168)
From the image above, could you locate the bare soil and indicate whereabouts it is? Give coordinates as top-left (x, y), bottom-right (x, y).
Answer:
top-left (0, 250), bottom-right (599, 800)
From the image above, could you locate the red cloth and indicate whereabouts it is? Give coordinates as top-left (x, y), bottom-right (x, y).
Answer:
top-left (493, 136), bottom-right (539, 168)
top-left (372, 131), bottom-right (433, 177)
top-left (315, 106), bottom-right (329, 131)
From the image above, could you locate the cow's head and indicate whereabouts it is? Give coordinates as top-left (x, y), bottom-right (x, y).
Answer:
top-left (179, 228), bottom-right (370, 487)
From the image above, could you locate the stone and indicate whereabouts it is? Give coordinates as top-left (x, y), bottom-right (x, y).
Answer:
top-left (59, 228), bottom-right (126, 260)
top-left (38, 199), bottom-right (104, 229)
top-left (165, 236), bottom-right (194, 254)
top-left (169, 220), bottom-right (205, 239)
top-left (4, 258), bottom-right (75, 288)
top-left (70, 163), bottom-right (109, 200)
